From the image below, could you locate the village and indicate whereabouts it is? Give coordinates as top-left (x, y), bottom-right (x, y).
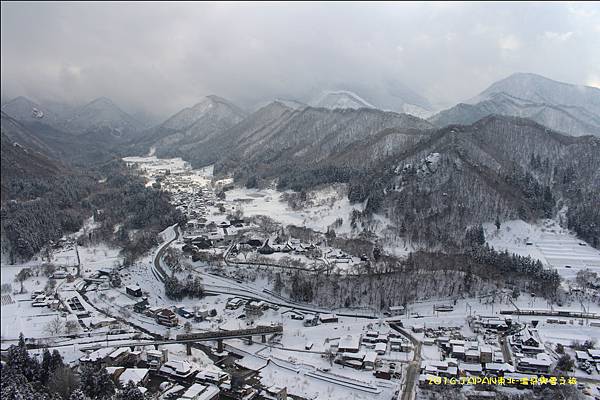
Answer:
top-left (2, 155), bottom-right (600, 400)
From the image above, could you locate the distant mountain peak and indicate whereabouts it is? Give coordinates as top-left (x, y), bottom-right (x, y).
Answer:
top-left (470, 72), bottom-right (600, 107)
top-left (431, 73), bottom-right (600, 137)
top-left (310, 90), bottom-right (376, 110)
top-left (2, 96), bottom-right (57, 123)
top-left (160, 95), bottom-right (246, 132)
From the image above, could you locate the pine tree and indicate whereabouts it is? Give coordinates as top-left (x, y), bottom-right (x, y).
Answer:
top-left (79, 361), bottom-right (115, 400)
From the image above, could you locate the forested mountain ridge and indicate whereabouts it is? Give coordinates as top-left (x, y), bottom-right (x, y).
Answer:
top-left (349, 115), bottom-right (600, 247)
top-left (213, 105), bottom-right (434, 182)
top-left (128, 100), bottom-right (434, 178)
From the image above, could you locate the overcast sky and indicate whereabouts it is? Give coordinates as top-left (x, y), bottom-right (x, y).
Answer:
top-left (2, 2), bottom-right (599, 119)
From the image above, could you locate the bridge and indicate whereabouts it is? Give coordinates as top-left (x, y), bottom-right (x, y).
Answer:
top-left (80, 325), bottom-right (283, 354)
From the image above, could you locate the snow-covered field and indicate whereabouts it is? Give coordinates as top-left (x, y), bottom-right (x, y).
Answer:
top-left (484, 219), bottom-right (600, 280)
top-left (226, 186), bottom-right (363, 235)
top-left (123, 155), bottom-right (213, 188)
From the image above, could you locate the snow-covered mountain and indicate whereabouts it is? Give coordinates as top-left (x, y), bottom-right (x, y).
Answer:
top-left (139, 95), bottom-right (247, 158)
top-left (2, 96), bottom-right (146, 139)
top-left (401, 103), bottom-right (435, 119)
top-left (469, 73), bottom-right (600, 115)
top-left (310, 90), bottom-right (376, 110)
top-left (161, 95), bottom-right (246, 131)
top-left (62, 97), bottom-right (144, 138)
top-left (309, 88), bottom-right (436, 119)
top-left (430, 73), bottom-right (600, 137)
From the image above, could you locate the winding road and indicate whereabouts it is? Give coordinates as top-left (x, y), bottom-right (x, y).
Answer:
top-left (390, 323), bottom-right (422, 400)
top-left (152, 224), bottom-right (180, 282)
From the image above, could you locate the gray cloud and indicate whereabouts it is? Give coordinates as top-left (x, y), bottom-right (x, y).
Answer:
top-left (2, 2), bottom-right (599, 119)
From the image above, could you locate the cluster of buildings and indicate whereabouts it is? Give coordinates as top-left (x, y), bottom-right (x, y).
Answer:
top-left (328, 329), bottom-right (412, 379)
top-left (508, 327), bottom-right (555, 376)
top-left (78, 344), bottom-right (283, 400)
top-left (132, 300), bottom-right (221, 328)
top-left (418, 318), bottom-right (569, 390)
top-left (574, 348), bottom-right (600, 374)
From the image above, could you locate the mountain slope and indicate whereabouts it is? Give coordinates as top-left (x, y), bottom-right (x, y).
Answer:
top-left (0, 111), bottom-right (56, 157)
top-left (430, 73), bottom-right (600, 137)
top-left (0, 114), bottom-right (66, 201)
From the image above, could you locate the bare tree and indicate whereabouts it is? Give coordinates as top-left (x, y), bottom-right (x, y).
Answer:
top-left (15, 268), bottom-right (32, 294)
top-left (45, 315), bottom-right (65, 336)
